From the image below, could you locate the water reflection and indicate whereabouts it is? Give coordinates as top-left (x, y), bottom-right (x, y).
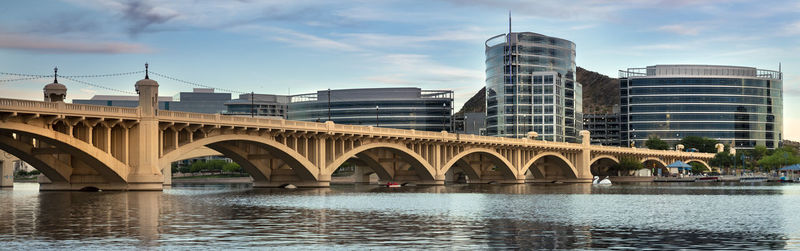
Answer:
top-left (1, 182), bottom-right (798, 249)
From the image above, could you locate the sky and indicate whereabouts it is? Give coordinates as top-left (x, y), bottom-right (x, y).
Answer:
top-left (0, 0), bottom-right (798, 140)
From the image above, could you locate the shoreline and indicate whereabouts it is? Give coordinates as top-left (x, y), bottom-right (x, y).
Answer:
top-left (171, 177), bottom-right (253, 184)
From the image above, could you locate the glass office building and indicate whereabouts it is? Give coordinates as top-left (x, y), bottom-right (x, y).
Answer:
top-left (619, 65), bottom-right (783, 149)
top-left (288, 88), bottom-right (453, 132)
top-left (485, 32), bottom-right (582, 142)
top-left (224, 93), bottom-right (289, 119)
top-left (73, 88), bottom-right (231, 114)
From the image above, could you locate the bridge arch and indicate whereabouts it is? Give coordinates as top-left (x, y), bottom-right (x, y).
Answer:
top-left (0, 121), bottom-right (128, 183)
top-left (590, 155), bottom-right (620, 166)
top-left (641, 157), bottom-right (668, 168)
top-left (327, 142), bottom-right (436, 181)
top-left (685, 159), bottom-right (712, 172)
top-left (0, 134), bottom-right (72, 182)
top-left (522, 152), bottom-right (578, 180)
top-left (589, 155), bottom-right (619, 177)
top-left (161, 134), bottom-right (319, 181)
top-left (440, 148), bottom-right (517, 180)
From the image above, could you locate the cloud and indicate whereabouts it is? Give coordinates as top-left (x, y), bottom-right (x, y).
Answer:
top-left (569, 24), bottom-right (598, 30)
top-left (782, 20), bottom-right (800, 35)
top-left (657, 24), bottom-right (705, 35)
top-left (23, 11), bottom-right (103, 35)
top-left (334, 26), bottom-right (489, 49)
top-left (632, 43), bottom-right (688, 51)
top-left (119, 0), bottom-right (179, 36)
top-left (0, 33), bottom-right (153, 54)
top-left (362, 53), bottom-right (483, 87)
top-left (229, 25), bottom-right (360, 52)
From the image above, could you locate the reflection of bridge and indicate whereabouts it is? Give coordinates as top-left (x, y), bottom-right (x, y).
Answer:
top-left (0, 74), bottom-right (714, 190)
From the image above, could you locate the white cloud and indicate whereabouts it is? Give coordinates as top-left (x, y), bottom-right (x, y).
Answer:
top-left (657, 24), bottom-right (705, 36)
top-left (334, 26), bottom-right (489, 49)
top-left (229, 25), bottom-right (361, 52)
top-left (0, 33), bottom-right (152, 54)
top-left (632, 43), bottom-right (688, 51)
top-left (782, 20), bottom-right (800, 35)
top-left (569, 24), bottom-right (597, 30)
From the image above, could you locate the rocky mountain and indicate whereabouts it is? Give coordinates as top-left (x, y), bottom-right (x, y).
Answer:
top-left (455, 67), bottom-right (619, 115)
top-left (454, 86), bottom-right (485, 116)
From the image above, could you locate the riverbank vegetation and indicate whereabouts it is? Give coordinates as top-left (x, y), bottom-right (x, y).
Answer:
top-left (171, 159), bottom-right (249, 178)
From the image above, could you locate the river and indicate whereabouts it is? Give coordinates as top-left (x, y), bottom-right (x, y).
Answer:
top-left (1, 182), bottom-right (799, 250)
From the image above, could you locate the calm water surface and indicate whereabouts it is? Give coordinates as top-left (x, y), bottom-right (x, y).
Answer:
top-left (1, 182), bottom-right (799, 250)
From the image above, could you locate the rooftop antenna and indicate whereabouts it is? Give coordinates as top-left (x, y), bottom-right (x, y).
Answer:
top-left (509, 10), bottom-right (512, 35)
top-left (145, 62), bottom-right (149, 79)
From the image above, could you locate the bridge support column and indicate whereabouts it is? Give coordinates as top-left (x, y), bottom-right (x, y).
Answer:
top-left (1, 159), bottom-right (13, 187)
top-left (124, 71), bottom-right (165, 191)
top-left (353, 165), bottom-right (373, 183)
top-left (575, 130), bottom-right (594, 183)
top-left (253, 180), bottom-right (331, 188)
top-left (161, 162), bottom-right (172, 186)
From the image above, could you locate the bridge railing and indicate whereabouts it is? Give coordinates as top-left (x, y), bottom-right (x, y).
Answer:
top-left (0, 98), bottom-right (140, 119)
top-left (155, 109), bottom-right (588, 149)
top-left (590, 145), bottom-right (715, 158)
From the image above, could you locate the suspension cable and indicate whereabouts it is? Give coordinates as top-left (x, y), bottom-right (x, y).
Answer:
top-left (0, 72), bottom-right (49, 78)
top-left (149, 71), bottom-right (246, 94)
top-left (61, 77), bottom-right (137, 95)
top-left (62, 71), bottom-right (145, 78)
top-left (0, 76), bottom-right (49, 83)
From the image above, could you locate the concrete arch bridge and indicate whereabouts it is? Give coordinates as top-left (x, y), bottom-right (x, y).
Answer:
top-left (0, 78), bottom-right (714, 190)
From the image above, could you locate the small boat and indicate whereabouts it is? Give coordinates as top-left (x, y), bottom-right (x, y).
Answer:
top-left (739, 177), bottom-right (768, 182)
top-left (386, 182), bottom-right (401, 188)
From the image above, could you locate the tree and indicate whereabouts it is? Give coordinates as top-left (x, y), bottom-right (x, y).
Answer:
top-left (645, 136), bottom-right (669, 150)
top-left (710, 151), bottom-right (733, 173)
top-left (223, 162), bottom-right (242, 173)
top-left (689, 162), bottom-right (707, 174)
top-left (179, 165), bottom-right (191, 174)
top-left (758, 148), bottom-right (800, 172)
top-left (679, 136), bottom-right (718, 153)
top-left (609, 156), bottom-right (644, 176)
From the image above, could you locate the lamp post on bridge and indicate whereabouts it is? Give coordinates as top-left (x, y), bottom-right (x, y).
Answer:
top-left (376, 105), bottom-right (379, 127)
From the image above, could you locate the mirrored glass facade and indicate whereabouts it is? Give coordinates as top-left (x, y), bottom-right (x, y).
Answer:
top-left (619, 65), bottom-right (783, 149)
top-left (485, 32), bottom-right (582, 142)
top-left (288, 88), bottom-right (453, 132)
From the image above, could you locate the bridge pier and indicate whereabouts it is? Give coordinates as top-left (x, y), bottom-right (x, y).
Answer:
top-left (253, 180), bottom-right (331, 188)
top-left (1, 159), bottom-right (12, 188)
top-left (38, 182), bottom-right (163, 191)
top-left (353, 165), bottom-right (373, 183)
top-left (378, 179), bottom-right (445, 186)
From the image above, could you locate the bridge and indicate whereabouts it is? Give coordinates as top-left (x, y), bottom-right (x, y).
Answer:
top-left (0, 74), bottom-right (715, 190)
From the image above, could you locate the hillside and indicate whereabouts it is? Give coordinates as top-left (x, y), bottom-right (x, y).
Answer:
top-left (455, 86), bottom-right (485, 116)
top-left (576, 66), bottom-right (619, 114)
top-left (455, 67), bottom-right (619, 115)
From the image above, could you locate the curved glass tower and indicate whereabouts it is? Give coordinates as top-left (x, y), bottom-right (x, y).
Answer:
top-left (619, 65), bottom-right (783, 149)
top-left (485, 32), bottom-right (582, 142)
top-left (288, 88), bottom-right (453, 132)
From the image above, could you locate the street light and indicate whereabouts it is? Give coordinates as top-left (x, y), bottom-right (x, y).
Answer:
top-left (442, 103), bottom-right (446, 131)
top-left (375, 105), bottom-right (379, 127)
